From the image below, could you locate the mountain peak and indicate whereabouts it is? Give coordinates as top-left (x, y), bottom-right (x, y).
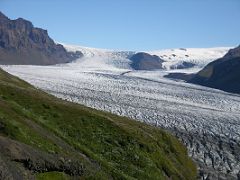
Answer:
top-left (0, 11), bottom-right (9, 21)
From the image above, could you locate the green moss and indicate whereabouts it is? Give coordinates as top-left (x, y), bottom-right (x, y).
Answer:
top-left (36, 172), bottom-right (69, 180)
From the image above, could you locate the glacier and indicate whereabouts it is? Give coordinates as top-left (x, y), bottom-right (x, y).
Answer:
top-left (1, 45), bottom-right (239, 179)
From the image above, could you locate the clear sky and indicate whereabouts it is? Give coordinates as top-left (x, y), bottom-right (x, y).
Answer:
top-left (1, 0), bottom-right (240, 51)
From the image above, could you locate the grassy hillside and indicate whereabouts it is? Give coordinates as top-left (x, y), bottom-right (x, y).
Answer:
top-left (0, 68), bottom-right (197, 179)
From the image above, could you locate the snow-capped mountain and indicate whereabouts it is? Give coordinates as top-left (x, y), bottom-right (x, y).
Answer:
top-left (63, 44), bottom-right (230, 73)
top-left (148, 47), bottom-right (231, 70)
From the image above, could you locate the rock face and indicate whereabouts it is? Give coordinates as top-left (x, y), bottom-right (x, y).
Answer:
top-left (189, 46), bottom-right (240, 94)
top-left (130, 52), bottom-right (164, 70)
top-left (170, 61), bottom-right (195, 69)
top-left (0, 11), bottom-right (82, 65)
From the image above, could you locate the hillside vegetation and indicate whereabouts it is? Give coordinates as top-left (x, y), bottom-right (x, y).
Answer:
top-left (0, 68), bottom-right (196, 179)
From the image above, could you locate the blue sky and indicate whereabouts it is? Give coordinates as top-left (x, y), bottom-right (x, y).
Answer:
top-left (1, 0), bottom-right (240, 50)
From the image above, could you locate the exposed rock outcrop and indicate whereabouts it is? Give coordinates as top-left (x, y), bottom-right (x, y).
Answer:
top-left (0, 136), bottom-right (85, 179)
top-left (130, 52), bottom-right (164, 70)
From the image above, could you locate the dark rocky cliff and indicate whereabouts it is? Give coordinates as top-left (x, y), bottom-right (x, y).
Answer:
top-left (0, 12), bottom-right (82, 65)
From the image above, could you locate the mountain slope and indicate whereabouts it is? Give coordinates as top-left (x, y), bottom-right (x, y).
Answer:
top-left (0, 12), bottom-right (81, 65)
top-left (0, 68), bottom-right (196, 179)
top-left (189, 46), bottom-right (240, 94)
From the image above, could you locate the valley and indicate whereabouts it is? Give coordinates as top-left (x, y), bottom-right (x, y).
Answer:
top-left (2, 45), bottom-right (240, 179)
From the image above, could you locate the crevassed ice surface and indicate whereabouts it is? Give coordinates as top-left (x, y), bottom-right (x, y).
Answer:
top-left (1, 45), bottom-right (239, 179)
